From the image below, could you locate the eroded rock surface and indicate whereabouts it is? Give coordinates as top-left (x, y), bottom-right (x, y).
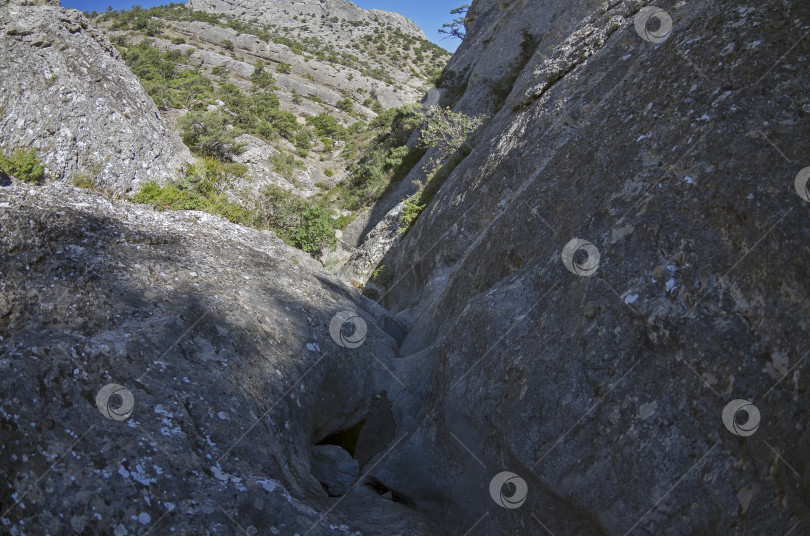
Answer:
top-left (0, 179), bottom-right (437, 535)
top-left (0, 3), bottom-right (192, 193)
top-left (364, 0), bottom-right (810, 534)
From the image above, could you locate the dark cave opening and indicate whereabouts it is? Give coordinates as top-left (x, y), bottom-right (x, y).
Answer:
top-left (315, 418), bottom-right (367, 457)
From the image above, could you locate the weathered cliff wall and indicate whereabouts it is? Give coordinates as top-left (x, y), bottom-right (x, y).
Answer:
top-left (369, 0), bottom-right (810, 533)
top-left (0, 2), bottom-right (191, 192)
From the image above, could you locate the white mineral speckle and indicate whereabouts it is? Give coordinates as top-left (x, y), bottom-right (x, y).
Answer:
top-left (638, 401), bottom-right (657, 420)
top-left (258, 479), bottom-right (278, 492)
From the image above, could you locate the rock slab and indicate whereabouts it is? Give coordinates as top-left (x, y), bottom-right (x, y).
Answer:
top-left (0, 3), bottom-right (191, 192)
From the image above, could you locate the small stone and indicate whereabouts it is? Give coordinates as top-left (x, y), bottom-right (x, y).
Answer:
top-left (310, 445), bottom-right (359, 497)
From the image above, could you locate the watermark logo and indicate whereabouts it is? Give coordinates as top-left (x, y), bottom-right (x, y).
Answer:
top-left (329, 311), bottom-right (368, 348)
top-left (795, 167), bottom-right (810, 202)
top-left (489, 472), bottom-right (528, 509)
top-left (722, 399), bottom-right (760, 437)
top-left (561, 238), bottom-right (600, 277)
top-left (635, 6), bottom-right (673, 43)
top-left (96, 383), bottom-right (135, 421)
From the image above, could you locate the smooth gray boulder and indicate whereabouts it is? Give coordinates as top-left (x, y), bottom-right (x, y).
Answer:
top-left (310, 445), bottom-right (360, 496)
top-left (0, 179), bottom-right (441, 535)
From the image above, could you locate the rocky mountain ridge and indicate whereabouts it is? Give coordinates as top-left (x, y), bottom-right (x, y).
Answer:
top-left (188, 0), bottom-right (427, 41)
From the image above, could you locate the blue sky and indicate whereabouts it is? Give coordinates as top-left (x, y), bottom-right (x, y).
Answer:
top-left (60, 0), bottom-right (463, 51)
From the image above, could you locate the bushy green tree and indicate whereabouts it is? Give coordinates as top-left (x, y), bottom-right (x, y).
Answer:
top-left (336, 98), bottom-right (354, 113)
top-left (260, 186), bottom-right (336, 254)
top-left (121, 39), bottom-right (176, 83)
top-left (267, 109), bottom-right (300, 140)
top-left (306, 113), bottom-right (347, 140)
top-left (177, 111), bottom-right (245, 160)
top-left (420, 106), bottom-right (484, 159)
top-left (250, 62), bottom-right (276, 91)
top-left (294, 130), bottom-right (312, 152)
top-left (211, 65), bottom-right (227, 79)
top-left (169, 68), bottom-right (212, 110)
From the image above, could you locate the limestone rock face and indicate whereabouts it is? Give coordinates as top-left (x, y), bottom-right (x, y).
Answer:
top-left (0, 179), bottom-right (439, 535)
top-left (365, 0), bottom-right (810, 534)
top-left (0, 3), bottom-right (191, 192)
top-left (170, 19), bottom-right (423, 110)
top-left (187, 0), bottom-right (426, 40)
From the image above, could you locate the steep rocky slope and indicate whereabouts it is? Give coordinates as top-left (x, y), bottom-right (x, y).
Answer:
top-left (365, 0), bottom-right (810, 534)
top-left (0, 1), bottom-right (191, 192)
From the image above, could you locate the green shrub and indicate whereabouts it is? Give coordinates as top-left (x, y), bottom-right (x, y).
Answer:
top-left (266, 108), bottom-right (300, 140)
top-left (0, 148), bottom-right (45, 183)
top-left (384, 145), bottom-right (410, 169)
top-left (420, 107), bottom-right (485, 159)
top-left (269, 152), bottom-right (303, 180)
top-left (118, 40), bottom-right (213, 110)
top-left (306, 113), bottom-right (348, 140)
top-left (324, 168), bottom-right (334, 177)
top-left (250, 62), bottom-right (276, 91)
top-left (329, 105), bottom-right (425, 211)
top-left (399, 196), bottom-right (426, 233)
top-left (133, 158), bottom-right (250, 223)
top-left (178, 110), bottom-right (245, 160)
top-left (336, 98), bottom-right (354, 113)
top-left (72, 174), bottom-right (96, 189)
top-left (276, 62), bottom-right (291, 73)
top-left (294, 130), bottom-right (312, 151)
top-left (222, 39), bottom-right (234, 51)
top-left (259, 185), bottom-right (337, 254)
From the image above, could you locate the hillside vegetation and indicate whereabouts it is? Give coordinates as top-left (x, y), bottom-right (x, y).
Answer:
top-left (84, 3), bottom-right (454, 258)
